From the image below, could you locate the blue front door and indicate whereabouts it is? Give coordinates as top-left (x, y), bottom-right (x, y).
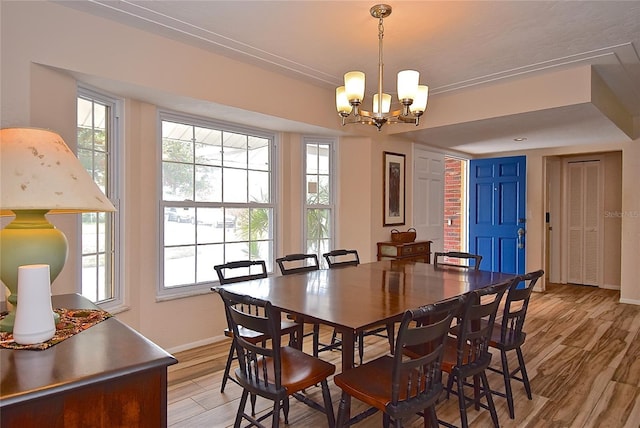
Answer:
top-left (469, 156), bottom-right (526, 274)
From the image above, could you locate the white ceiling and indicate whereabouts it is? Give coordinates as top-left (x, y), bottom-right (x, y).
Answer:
top-left (55, 0), bottom-right (640, 155)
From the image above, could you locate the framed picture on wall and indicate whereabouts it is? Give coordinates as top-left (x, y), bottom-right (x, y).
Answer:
top-left (383, 151), bottom-right (405, 226)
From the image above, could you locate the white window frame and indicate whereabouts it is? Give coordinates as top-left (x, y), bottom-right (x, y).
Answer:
top-left (302, 136), bottom-right (336, 266)
top-left (158, 111), bottom-right (277, 299)
top-left (76, 86), bottom-right (124, 311)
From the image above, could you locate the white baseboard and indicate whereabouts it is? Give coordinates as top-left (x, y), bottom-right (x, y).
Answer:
top-left (600, 283), bottom-right (621, 290)
top-left (166, 334), bottom-right (227, 355)
top-left (619, 297), bottom-right (640, 306)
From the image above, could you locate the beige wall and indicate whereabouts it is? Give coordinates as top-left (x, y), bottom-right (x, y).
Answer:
top-left (2, 1), bottom-right (639, 353)
top-left (619, 141), bottom-right (640, 304)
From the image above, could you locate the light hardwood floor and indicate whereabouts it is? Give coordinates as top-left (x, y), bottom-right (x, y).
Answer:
top-left (167, 283), bottom-right (640, 427)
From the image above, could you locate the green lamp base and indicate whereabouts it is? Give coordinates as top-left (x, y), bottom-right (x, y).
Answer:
top-left (0, 210), bottom-right (68, 332)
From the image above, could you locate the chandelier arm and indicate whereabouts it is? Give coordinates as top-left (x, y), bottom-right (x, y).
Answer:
top-left (341, 116), bottom-right (378, 127)
top-left (397, 115), bottom-right (420, 125)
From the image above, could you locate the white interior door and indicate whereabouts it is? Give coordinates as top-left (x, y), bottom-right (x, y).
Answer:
top-left (412, 146), bottom-right (445, 254)
top-left (566, 160), bottom-right (601, 286)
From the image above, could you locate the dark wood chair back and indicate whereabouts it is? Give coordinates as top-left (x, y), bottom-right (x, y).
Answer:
top-left (488, 269), bottom-right (544, 419)
top-left (497, 269), bottom-right (544, 347)
top-left (213, 273), bottom-right (301, 394)
top-left (454, 281), bottom-right (509, 370)
top-left (218, 288), bottom-right (335, 428)
top-left (323, 249), bottom-right (360, 268)
top-left (387, 296), bottom-right (465, 420)
top-left (218, 290), bottom-right (286, 409)
top-left (276, 253), bottom-right (319, 275)
top-left (439, 280), bottom-right (510, 428)
top-left (334, 296), bottom-right (464, 426)
top-left (434, 251), bottom-right (482, 271)
top-left (214, 260), bottom-right (268, 284)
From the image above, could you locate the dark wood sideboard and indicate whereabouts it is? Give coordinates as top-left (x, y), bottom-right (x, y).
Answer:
top-left (376, 240), bottom-right (432, 263)
top-left (0, 294), bottom-right (177, 428)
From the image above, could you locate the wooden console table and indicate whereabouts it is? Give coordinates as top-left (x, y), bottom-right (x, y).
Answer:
top-left (0, 294), bottom-right (177, 428)
top-left (377, 240), bottom-right (432, 263)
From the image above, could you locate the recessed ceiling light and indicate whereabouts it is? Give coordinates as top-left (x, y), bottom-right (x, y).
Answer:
top-left (513, 137), bottom-right (527, 142)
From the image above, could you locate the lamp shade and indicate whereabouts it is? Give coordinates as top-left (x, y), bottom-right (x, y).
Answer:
top-left (336, 86), bottom-right (353, 115)
top-left (410, 85), bottom-right (429, 114)
top-left (397, 70), bottom-right (419, 102)
top-left (344, 71), bottom-right (365, 102)
top-left (373, 93), bottom-right (392, 114)
top-left (0, 128), bottom-right (116, 215)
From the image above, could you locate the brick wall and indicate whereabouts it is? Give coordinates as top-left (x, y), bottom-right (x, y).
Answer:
top-left (444, 158), bottom-right (462, 252)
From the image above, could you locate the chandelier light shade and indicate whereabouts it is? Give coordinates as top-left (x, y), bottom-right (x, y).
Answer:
top-left (336, 4), bottom-right (429, 130)
top-left (336, 86), bottom-right (353, 115)
top-left (373, 93), bottom-right (392, 114)
top-left (0, 127), bottom-right (116, 332)
top-left (411, 85), bottom-right (430, 113)
top-left (344, 71), bottom-right (366, 102)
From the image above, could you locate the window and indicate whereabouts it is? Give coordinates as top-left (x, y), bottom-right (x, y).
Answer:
top-left (160, 113), bottom-right (275, 297)
top-left (77, 89), bottom-right (121, 306)
top-left (304, 137), bottom-right (335, 265)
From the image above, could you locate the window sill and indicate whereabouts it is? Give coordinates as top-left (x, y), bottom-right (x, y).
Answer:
top-left (156, 286), bottom-right (214, 302)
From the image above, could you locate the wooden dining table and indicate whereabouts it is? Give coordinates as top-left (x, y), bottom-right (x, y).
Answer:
top-left (217, 260), bottom-right (517, 424)
top-left (216, 260), bottom-right (516, 423)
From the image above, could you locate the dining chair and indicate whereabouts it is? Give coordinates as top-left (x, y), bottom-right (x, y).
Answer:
top-left (275, 253), bottom-right (344, 359)
top-left (218, 288), bottom-right (336, 428)
top-left (214, 260), bottom-right (301, 394)
top-left (333, 296), bottom-right (465, 427)
top-left (406, 280), bottom-right (510, 428)
top-left (434, 251), bottom-right (482, 271)
top-left (323, 249), bottom-right (360, 268)
top-left (487, 269), bottom-right (544, 419)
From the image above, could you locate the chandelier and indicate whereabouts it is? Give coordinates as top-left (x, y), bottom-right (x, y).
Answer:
top-left (336, 4), bottom-right (429, 131)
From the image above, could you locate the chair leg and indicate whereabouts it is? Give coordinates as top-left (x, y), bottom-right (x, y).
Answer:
top-left (336, 391), bottom-right (350, 427)
top-left (221, 337), bottom-right (236, 393)
top-left (313, 323), bottom-right (320, 357)
top-left (251, 392), bottom-right (257, 416)
top-left (473, 374), bottom-right (481, 410)
top-left (382, 413), bottom-right (391, 428)
top-left (445, 372), bottom-right (454, 399)
top-left (456, 375), bottom-right (469, 428)
top-left (516, 346), bottom-right (533, 399)
top-left (283, 396), bottom-right (289, 425)
top-left (273, 398), bottom-right (281, 428)
top-left (500, 349), bottom-right (515, 419)
top-left (426, 406), bottom-right (438, 428)
top-left (321, 379), bottom-right (336, 428)
top-left (480, 371), bottom-right (499, 428)
top-left (358, 332), bottom-right (364, 365)
top-left (235, 389), bottom-right (249, 428)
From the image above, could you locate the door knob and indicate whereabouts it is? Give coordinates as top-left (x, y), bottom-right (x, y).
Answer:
top-left (517, 228), bottom-right (525, 249)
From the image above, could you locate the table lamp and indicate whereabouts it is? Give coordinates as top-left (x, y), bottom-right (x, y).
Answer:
top-left (0, 127), bottom-right (116, 332)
